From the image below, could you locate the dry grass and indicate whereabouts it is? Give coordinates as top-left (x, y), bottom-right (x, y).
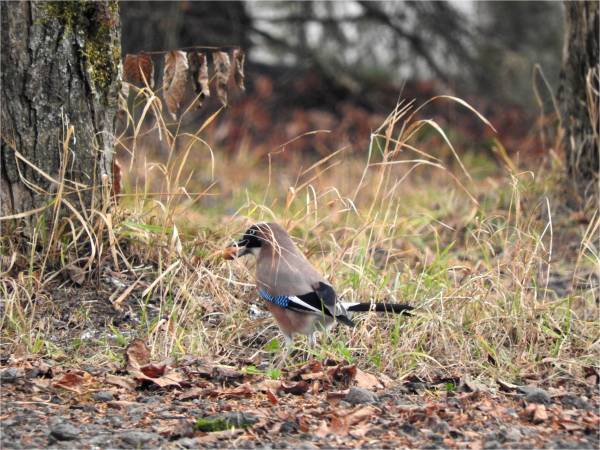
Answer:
top-left (1, 82), bottom-right (598, 386)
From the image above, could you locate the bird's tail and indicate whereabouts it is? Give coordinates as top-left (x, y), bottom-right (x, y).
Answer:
top-left (342, 302), bottom-right (413, 315)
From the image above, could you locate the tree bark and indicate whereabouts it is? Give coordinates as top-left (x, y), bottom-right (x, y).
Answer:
top-left (560, 1), bottom-right (599, 204)
top-left (0, 1), bottom-right (121, 220)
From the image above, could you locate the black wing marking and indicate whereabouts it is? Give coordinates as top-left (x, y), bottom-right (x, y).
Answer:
top-left (288, 288), bottom-right (355, 327)
top-left (312, 282), bottom-right (337, 308)
top-left (287, 292), bottom-right (332, 316)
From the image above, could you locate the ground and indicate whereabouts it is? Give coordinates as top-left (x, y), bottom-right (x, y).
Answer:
top-left (1, 286), bottom-right (598, 449)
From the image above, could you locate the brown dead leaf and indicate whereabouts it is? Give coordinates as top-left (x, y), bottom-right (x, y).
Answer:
top-left (532, 403), bottom-right (548, 423)
top-left (316, 416), bottom-right (350, 437)
top-left (279, 380), bottom-right (310, 395)
top-left (131, 368), bottom-right (184, 389)
top-left (300, 371), bottom-right (325, 381)
top-left (265, 389), bottom-right (278, 405)
top-left (65, 264), bottom-right (85, 285)
top-left (212, 365), bottom-right (244, 382)
top-left (105, 374), bottom-right (137, 391)
top-left (219, 382), bottom-right (254, 398)
top-left (125, 339), bottom-right (151, 370)
top-left (354, 368), bottom-right (382, 390)
top-left (343, 405), bottom-right (377, 425)
top-left (188, 52), bottom-right (210, 109)
top-left (163, 50), bottom-right (189, 119)
top-left (326, 389), bottom-right (350, 400)
top-left (233, 49), bottom-right (245, 91)
top-left (560, 420), bottom-right (585, 431)
top-left (195, 429), bottom-right (243, 444)
top-left (123, 53), bottom-right (154, 88)
top-left (53, 371), bottom-right (91, 393)
top-left (139, 363), bottom-right (167, 378)
top-left (328, 364), bottom-right (357, 387)
top-left (212, 51), bottom-right (231, 106)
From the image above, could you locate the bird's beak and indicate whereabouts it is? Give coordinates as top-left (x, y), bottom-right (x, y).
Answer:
top-left (223, 242), bottom-right (250, 259)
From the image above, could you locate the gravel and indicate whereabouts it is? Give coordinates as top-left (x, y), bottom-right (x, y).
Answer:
top-left (345, 387), bottom-right (378, 404)
top-left (49, 422), bottom-right (81, 441)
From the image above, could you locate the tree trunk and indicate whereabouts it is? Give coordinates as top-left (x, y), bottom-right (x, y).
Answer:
top-left (560, 1), bottom-right (599, 204)
top-left (0, 1), bottom-right (121, 221)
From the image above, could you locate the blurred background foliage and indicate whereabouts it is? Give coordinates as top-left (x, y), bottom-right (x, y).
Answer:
top-left (120, 1), bottom-right (564, 158)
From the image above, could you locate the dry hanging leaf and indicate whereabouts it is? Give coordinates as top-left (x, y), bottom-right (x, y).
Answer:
top-left (163, 50), bottom-right (189, 119)
top-left (233, 49), bottom-right (245, 91)
top-left (123, 53), bottom-right (154, 88)
top-left (212, 51), bottom-right (231, 106)
top-left (188, 52), bottom-right (210, 109)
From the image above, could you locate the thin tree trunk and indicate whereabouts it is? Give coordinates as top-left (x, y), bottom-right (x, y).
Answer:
top-left (560, 1), bottom-right (599, 204)
top-left (0, 1), bottom-right (121, 221)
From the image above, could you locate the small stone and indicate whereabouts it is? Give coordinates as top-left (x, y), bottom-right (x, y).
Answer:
top-left (520, 386), bottom-right (551, 404)
top-left (345, 387), bottom-right (378, 405)
top-left (88, 434), bottom-right (112, 446)
top-left (483, 440), bottom-right (501, 449)
top-left (220, 411), bottom-right (258, 428)
top-left (432, 420), bottom-right (450, 435)
top-left (280, 420), bottom-right (299, 433)
top-left (400, 422), bottom-right (418, 436)
top-left (505, 428), bottom-right (522, 441)
top-left (177, 437), bottom-right (200, 448)
top-left (50, 423), bottom-right (81, 441)
top-left (120, 430), bottom-right (159, 446)
top-left (0, 368), bottom-right (23, 382)
top-left (560, 394), bottom-right (590, 410)
top-left (92, 391), bottom-right (114, 402)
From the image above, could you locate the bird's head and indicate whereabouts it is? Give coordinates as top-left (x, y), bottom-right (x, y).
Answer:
top-left (223, 223), bottom-right (275, 259)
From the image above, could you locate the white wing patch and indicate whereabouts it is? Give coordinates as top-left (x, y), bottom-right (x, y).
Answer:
top-left (288, 296), bottom-right (322, 314)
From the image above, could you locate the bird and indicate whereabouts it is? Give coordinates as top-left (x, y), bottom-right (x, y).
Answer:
top-left (224, 222), bottom-right (412, 362)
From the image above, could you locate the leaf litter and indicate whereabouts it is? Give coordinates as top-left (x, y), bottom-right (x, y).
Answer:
top-left (1, 344), bottom-right (598, 449)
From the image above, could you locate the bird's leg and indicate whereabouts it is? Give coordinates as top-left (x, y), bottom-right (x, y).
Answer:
top-left (306, 333), bottom-right (317, 361)
top-left (275, 334), bottom-right (294, 368)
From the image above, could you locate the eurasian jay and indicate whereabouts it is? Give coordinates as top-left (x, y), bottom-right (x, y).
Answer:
top-left (225, 222), bottom-right (412, 359)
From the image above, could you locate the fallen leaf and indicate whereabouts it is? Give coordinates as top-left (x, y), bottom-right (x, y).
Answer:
top-left (343, 405), bottom-right (377, 425)
top-left (265, 389), bottom-right (278, 405)
top-left (125, 339), bottom-right (151, 370)
top-left (218, 382), bottom-right (254, 398)
top-left (53, 371), bottom-right (89, 393)
top-left (279, 380), bottom-right (310, 395)
top-left (532, 404), bottom-right (548, 423)
top-left (560, 420), bottom-right (585, 431)
top-left (105, 374), bottom-right (137, 391)
top-left (195, 429), bottom-right (243, 443)
top-left (316, 414), bottom-right (351, 438)
top-left (326, 389), bottom-right (350, 400)
top-left (300, 371), bottom-right (324, 381)
top-left (130, 368), bottom-right (185, 388)
top-left (65, 264), bottom-right (85, 285)
top-left (354, 368), bottom-right (382, 390)
top-left (139, 363), bottom-right (167, 378)
top-left (163, 50), bottom-right (189, 119)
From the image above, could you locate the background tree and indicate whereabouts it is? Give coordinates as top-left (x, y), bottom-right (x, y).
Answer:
top-left (0, 1), bottom-right (121, 219)
top-left (559, 1), bottom-right (599, 205)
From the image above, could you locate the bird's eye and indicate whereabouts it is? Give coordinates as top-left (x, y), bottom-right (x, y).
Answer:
top-left (248, 228), bottom-right (255, 235)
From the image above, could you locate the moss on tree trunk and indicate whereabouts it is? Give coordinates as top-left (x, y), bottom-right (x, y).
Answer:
top-left (0, 0), bottom-right (121, 221)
